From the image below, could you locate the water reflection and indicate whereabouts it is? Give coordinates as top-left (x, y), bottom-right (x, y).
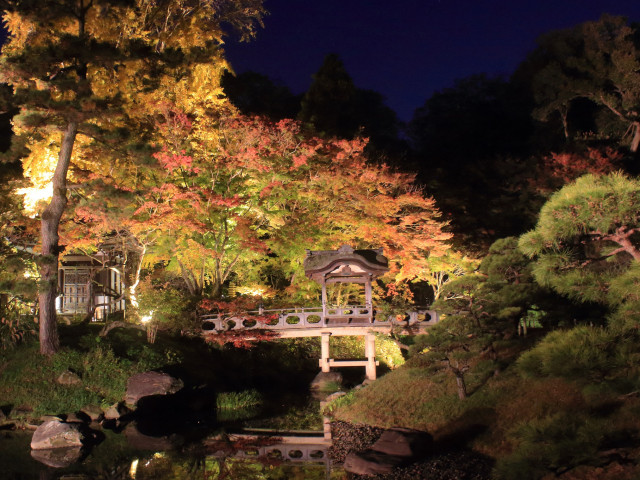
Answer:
top-left (1, 392), bottom-right (347, 480)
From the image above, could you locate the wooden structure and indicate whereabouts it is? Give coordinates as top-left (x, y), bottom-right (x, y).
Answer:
top-left (303, 245), bottom-right (390, 380)
top-left (202, 246), bottom-right (439, 381)
top-left (56, 251), bottom-right (125, 320)
top-left (303, 244), bottom-right (388, 322)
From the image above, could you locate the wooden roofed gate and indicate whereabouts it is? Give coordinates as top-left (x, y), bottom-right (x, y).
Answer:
top-left (202, 245), bottom-right (439, 380)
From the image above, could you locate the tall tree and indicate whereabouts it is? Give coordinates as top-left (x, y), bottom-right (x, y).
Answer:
top-left (528, 15), bottom-right (640, 151)
top-left (222, 71), bottom-right (301, 120)
top-left (298, 53), bottom-right (402, 156)
top-left (0, 0), bottom-right (265, 354)
top-left (408, 74), bottom-right (535, 251)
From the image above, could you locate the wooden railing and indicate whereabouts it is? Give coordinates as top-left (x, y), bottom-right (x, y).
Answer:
top-left (201, 306), bottom-right (439, 334)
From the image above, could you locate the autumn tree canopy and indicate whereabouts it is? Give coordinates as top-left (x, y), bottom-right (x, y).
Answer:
top-left (0, 0), bottom-right (265, 354)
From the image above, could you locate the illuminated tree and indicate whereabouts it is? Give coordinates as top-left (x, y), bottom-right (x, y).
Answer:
top-left (0, 0), bottom-right (265, 354)
top-left (519, 172), bottom-right (640, 329)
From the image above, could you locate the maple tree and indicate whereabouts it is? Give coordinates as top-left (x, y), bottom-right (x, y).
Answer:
top-left (531, 147), bottom-right (623, 196)
top-left (66, 110), bottom-right (453, 312)
top-left (0, 0), bottom-right (265, 354)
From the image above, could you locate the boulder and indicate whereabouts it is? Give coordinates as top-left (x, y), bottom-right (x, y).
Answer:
top-left (81, 405), bottom-right (104, 422)
top-left (124, 371), bottom-right (184, 405)
top-left (344, 449), bottom-right (406, 476)
top-left (56, 370), bottom-right (82, 386)
top-left (310, 371), bottom-right (343, 391)
top-left (30, 446), bottom-right (83, 468)
top-left (370, 427), bottom-right (432, 457)
top-left (31, 420), bottom-right (85, 450)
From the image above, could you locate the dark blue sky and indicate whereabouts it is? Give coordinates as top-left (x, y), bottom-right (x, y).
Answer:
top-left (224, 0), bottom-right (640, 122)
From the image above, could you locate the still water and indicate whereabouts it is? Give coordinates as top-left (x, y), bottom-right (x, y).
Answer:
top-left (0, 393), bottom-right (348, 480)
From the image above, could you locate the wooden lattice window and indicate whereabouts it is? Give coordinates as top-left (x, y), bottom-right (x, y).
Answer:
top-left (63, 269), bottom-right (90, 311)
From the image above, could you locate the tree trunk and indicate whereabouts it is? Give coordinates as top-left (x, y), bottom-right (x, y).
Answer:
top-left (631, 121), bottom-right (640, 153)
top-left (38, 121), bottom-right (78, 355)
top-left (455, 373), bottom-right (467, 400)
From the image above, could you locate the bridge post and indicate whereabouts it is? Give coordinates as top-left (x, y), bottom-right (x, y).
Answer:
top-left (320, 332), bottom-right (331, 373)
top-left (365, 333), bottom-right (376, 380)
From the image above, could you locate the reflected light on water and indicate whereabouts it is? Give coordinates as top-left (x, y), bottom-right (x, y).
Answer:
top-left (129, 459), bottom-right (139, 478)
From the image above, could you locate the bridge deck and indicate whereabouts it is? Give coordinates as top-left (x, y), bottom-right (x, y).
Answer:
top-left (201, 306), bottom-right (438, 337)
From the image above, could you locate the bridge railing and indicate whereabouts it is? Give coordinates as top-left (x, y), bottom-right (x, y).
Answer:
top-left (201, 306), bottom-right (439, 334)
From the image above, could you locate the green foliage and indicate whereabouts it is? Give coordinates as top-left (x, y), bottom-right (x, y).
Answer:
top-left (0, 311), bottom-right (37, 351)
top-left (327, 335), bottom-right (404, 369)
top-left (519, 173), bottom-right (640, 324)
top-left (322, 389), bottom-right (356, 415)
top-left (217, 389), bottom-right (263, 410)
top-left (494, 412), bottom-right (607, 480)
top-left (137, 275), bottom-right (194, 332)
top-left (0, 343), bottom-right (143, 418)
top-left (517, 325), bottom-right (640, 389)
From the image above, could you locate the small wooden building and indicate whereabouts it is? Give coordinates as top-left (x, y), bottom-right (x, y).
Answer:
top-left (304, 244), bottom-right (389, 322)
top-left (56, 251), bottom-right (125, 320)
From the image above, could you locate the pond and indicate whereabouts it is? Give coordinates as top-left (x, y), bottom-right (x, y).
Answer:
top-left (0, 391), bottom-right (349, 480)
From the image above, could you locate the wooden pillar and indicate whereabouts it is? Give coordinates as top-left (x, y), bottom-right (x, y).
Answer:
top-left (364, 277), bottom-right (372, 322)
top-left (321, 281), bottom-right (327, 319)
top-left (365, 333), bottom-right (376, 380)
top-left (320, 332), bottom-right (331, 373)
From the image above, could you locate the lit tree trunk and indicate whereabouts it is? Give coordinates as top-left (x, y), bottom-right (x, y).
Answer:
top-left (446, 358), bottom-right (468, 400)
top-left (38, 121), bottom-right (78, 355)
top-left (631, 121), bottom-right (640, 153)
top-left (455, 374), bottom-right (467, 400)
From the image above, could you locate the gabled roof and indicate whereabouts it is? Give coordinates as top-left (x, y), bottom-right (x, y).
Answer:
top-left (304, 245), bottom-right (389, 283)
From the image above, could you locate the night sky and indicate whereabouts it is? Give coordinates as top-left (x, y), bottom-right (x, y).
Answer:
top-left (224, 0), bottom-right (640, 122)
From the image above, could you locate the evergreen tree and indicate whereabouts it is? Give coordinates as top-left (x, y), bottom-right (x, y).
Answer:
top-left (527, 15), bottom-right (640, 151)
top-left (298, 53), bottom-right (401, 156)
top-left (519, 172), bottom-right (640, 329)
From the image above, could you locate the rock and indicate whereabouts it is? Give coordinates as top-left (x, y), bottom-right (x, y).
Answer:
top-left (30, 445), bottom-right (83, 468)
top-left (31, 420), bottom-right (85, 450)
top-left (103, 402), bottom-right (129, 420)
top-left (371, 427), bottom-right (433, 458)
top-left (124, 371), bottom-right (184, 405)
top-left (57, 370), bottom-right (82, 386)
top-left (81, 405), bottom-right (104, 422)
top-left (310, 371), bottom-right (343, 391)
top-left (344, 449), bottom-right (406, 475)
